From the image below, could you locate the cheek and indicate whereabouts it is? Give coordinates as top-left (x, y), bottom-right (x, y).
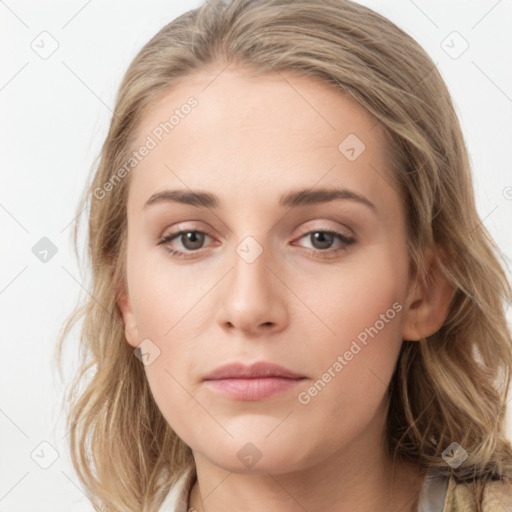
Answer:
top-left (294, 245), bottom-right (408, 408)
top-left (125, 247), bottom-right (218, 433)
top-left (126, 241), bottom-right (213, 341)
top-left (297, 243), bottom-right (407, 349)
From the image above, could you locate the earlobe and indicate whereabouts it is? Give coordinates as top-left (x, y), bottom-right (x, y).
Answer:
top-left (117, 285), bottom-right (141, 348)
top-left (402, 248), bottom-right (454, 342)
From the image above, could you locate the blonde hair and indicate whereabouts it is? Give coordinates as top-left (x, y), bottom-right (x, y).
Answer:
top-left (56, 0), bottom-right (512, 510)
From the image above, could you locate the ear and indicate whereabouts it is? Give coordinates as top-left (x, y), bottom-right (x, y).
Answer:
top-left (117, 282), bottom-right (142, 348)
top-left (402, 247), bottom-right (454, 341)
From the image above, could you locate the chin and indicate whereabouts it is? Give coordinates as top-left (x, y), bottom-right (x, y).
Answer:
top-left (191, 434), bottom-right (321, 476)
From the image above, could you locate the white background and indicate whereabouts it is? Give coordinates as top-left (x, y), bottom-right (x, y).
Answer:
top-left (1, 1), bottom-right (511, 510)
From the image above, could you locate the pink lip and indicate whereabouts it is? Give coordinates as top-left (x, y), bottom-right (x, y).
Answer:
top-left (203, 362), bottom-right (306, 401)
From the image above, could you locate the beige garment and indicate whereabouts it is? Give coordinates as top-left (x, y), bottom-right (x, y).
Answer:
top-left (442, 477), bottom-right (512, 511)
top-left (157, 467), bottom-right (512, 512)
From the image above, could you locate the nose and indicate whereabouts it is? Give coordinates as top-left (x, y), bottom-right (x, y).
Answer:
top-left (215, 239), bottom-right (289, 337)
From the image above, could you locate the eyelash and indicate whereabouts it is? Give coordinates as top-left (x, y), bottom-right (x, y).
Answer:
top-left (158, 228), bottom-right (356, 260)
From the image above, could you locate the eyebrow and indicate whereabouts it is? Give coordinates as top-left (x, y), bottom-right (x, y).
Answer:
top-left (143, 187), bottom-right (376, 212)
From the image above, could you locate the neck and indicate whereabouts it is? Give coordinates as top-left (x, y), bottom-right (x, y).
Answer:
top-left (187, 412), bottom-right (426, 512)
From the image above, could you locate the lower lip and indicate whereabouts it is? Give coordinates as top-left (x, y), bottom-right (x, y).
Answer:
top-left (204, 377), bottom-right (305, 401)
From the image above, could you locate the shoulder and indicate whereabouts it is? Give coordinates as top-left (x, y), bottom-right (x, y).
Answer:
top-left (444, 476), bottom-right (512, 511)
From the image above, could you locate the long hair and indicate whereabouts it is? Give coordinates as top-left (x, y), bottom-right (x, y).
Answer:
top-left (56, 0), bottom-right (512, 510)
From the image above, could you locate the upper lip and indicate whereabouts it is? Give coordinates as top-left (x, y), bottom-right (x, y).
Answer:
top-left (203, 361), bottom-right (305, 380)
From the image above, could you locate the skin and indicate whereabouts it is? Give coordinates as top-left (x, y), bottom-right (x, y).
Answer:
top-left (118, 65), bottom-right (452, 512)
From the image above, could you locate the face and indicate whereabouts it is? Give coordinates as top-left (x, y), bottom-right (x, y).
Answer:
top-left (118, 65), bottom-right (417, 475)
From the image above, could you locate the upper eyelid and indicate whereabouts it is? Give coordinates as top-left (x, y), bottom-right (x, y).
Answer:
top-left (161, 226), bottom-right (214, 242)
top-left (295, 223), bottom-right (354, 238)
top-left (161, 227), bottom-right (353, 240)
top-left (161, 218), bottom-right (355, 237)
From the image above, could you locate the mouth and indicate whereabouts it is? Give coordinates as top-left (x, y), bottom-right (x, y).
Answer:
top-left (203, 361), bottom-right (307, 401)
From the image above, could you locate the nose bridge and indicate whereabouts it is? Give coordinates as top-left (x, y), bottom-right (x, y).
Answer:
top-left (230, 233), bottom-right (273, 299)
top-left (225, 200), bottom-right (273, 277)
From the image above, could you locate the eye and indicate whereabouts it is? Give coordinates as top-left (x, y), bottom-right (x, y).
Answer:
top-left (158, 230), bottom-right (213, 258)
top-left (158, 227), bottom-right (356, 260)
top-left (294, 230), bottom-right (356, 258)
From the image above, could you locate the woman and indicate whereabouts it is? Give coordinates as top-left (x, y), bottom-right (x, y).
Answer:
top-left (57, 0), bottom-right (512, 510)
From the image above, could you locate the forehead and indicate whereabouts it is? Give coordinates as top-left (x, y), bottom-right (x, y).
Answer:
top-left (128, 66), bottom-right (396, 213)
top-left (134, 66), bottom-right (386, 146)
